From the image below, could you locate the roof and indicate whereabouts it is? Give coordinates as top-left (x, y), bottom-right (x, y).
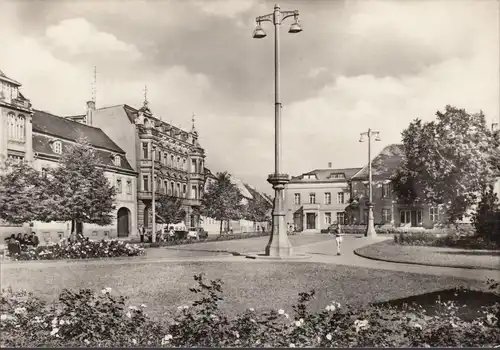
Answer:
top-left (0, 69), bottom-right (21, 86)
top-left (351, 144), bottom-right (405, 180)
top-left (32, 134), bottom-right (134, 172)
top-left (32, 109), bottom-right (124, 153)
top-left (289, 167), bottom-right (362, 183)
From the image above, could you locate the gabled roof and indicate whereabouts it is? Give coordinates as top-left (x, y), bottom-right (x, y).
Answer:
top-left (32, 134), bottom-right (134, 172)
top-left (290, 167), bottom-right (362, 183)
top-left (0, 69), bottom-right (21, 86)
top-left (351, 144), bottom-right (405, 180)
top-left (32, 109), bottom-right (124, 153)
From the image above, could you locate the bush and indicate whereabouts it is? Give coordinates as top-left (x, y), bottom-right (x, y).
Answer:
top-left (8, 240), bottom-right (145, 261)
top-left (473, 184), bottom-right (500, 243)
top-left (393, 231), bottom-right (500, 250)
top-left (1, 275), bottom-right (499, 347)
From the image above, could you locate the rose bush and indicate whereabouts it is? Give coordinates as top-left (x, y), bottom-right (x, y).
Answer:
top-left (1, 275), bottom-right (499, 347)
top-left (8, 240), bottom-right (145, 261)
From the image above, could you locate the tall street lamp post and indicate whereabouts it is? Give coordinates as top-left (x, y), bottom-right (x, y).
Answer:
top-left (359, 129), bottom-right (381, 237)
top-left (253, 4), bottom-right (302, 257)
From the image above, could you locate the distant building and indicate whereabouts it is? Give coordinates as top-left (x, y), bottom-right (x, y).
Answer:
top-left (66, 99), bottom-right (206, 229)
top-left (31, 110), bottom-right (138, 242)
top-left (349, 144), bottom-right (441, 228)
top-left (0, 70), bottom-right (33, 166)
top-left (285, 165), bottom-right (362, 232)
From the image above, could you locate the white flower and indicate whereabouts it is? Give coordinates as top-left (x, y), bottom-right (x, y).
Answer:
top-left (317, 336), bottom-right (321, 342)
top-left (326, 333), bottom-right (333, 341)
top-left (51, 317), bottom-right (58, 326)
top-left (129, 306), bottom-right (139, 311)
top-left (101, 287), bottom-right (112, 294)
top-left (177, 306), bottom-right (183, 311)
top-left (132, 339), bottom-right (137, 345)
top-left (486, 313), bottom-right (498, 326)
top-left (84, 340), bottom-right (90, 345)
top-left (126, 311), bottom-right (132, 318)
top-left (50, 327), bottom-right (59, 336)
top-left (255, 339), bottom-right (261, 345)
top-left (284, 313), bottom-right (289, 319)
top-left (412, 322), bottom-right (423, 330)
top-left (141, 304), bottom-right (147, 308)
top-left (354, 319), bottom-right (370, 333)
top-left (13, 307), bottom-right (27, 315)
top-left (299, 318), bottom-right (304, 324)
top-left (289, 343), bottom-right (296, 348)
top-left (295, 320), bottom-right (302, 327)
top-left (325, 304), bottom-right (336, 312)
top-left (183, 305), bottom-right (189, 310)
top-left (278, 309), bottom-right (285, 315)
top-left (161, 334), bottom-right (173, 345)
top-left (249, 308), bottom-right (255, 312)
top-left (59, 319), bottom-right (65, 325)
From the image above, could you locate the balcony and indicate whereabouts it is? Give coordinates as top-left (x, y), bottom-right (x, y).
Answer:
top-left (301, 203), bottom-right (320, 211)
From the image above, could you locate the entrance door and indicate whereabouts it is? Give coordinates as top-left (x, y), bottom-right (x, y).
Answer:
top-left (410, 210), bottom-right (417, 227)
top-left (293, 212), bottom-right (302, 231)
top-left (117, 207), bottom-right (130, 237)
top-left (306, 213), bottom-right (316, 230)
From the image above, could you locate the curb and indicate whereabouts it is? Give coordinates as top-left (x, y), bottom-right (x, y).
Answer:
top-left (353, 247), bottom-right (500, 272)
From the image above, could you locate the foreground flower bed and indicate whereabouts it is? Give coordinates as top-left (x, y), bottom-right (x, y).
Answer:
top-left (8, 240), bottom-right (145, 261)
top-left (1, 275), bottom-right (499, 347)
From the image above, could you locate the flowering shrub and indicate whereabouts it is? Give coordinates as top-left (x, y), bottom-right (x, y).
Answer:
top-left (394, 231), bottom-right (500, 250)
top-left (135, 231), bottom-right (270, 248)
top-left (8, 239), bottom-right (145, 261)
top-left (1, 275), bottom-right (499, 347)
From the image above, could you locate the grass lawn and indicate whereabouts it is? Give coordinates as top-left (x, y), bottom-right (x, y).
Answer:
top-left (355, 240), bottom-right (500, 270)
top-left (0, 260), bottom-right (486, 321)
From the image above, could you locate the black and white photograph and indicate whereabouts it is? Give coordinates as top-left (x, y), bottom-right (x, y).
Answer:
top-left (0, 0), bottom-right (499, 347)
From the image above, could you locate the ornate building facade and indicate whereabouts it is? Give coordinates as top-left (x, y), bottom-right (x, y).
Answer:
top-left (66, 99), bottom-right (206, 232)
top-left (0, 70), bottom-right (33, 167)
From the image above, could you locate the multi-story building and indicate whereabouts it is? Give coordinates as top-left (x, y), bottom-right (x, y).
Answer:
top-left (0, 70), bottom-right (33, 166)
top-left (30, 109), bottom-right (138, 242)
top-left (66, 99), bottom-right (206, 230)
top-left (285, 164), bottom-right (362, 232)
top-left (349, 144), bottom-right (441, 228)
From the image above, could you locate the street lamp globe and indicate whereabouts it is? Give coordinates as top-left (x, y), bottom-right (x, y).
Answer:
top-left (374, 134), bottom-right (382, 142)
top-left (253, 24), bottom-right (267, 39)
top-left (288, 21), bottom-right (303, 33)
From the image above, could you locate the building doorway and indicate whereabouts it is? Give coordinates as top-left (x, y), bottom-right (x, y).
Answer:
top-left (117, 207), bottom-right (131, 237)
top-left (306, 213), bottom-right (316, 230)
top-left (144, 206), bottom-right (150, 228)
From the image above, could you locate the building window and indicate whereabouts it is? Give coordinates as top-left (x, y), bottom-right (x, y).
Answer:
top-left (7, 113), bottom-right (25, 142)
top-left (192, 185), bottom-right (197, 199)
top-left (155, 149), bottom-right (161, 161)
top-left (183, 184), bottom-right (187, 197)
top-left (191, 159), bottom-right (197, 173)
top-left (382, 183), bottom-right (391, 198)
top-left (324, 192), bottom-right (331, 205)
top-left (417, 210), bottom-right (423, 225)
top-left (142, 143), bottom-right (149, 159)
top-left (177, 157), bottom-right (181, 169)
top-left (382, 208), bottom-right (391, 224)
top-left (171, 155), bottom-right (175, 167)
top-left (7, 154), bottom-right (24, 163)
top-left (116, 178), bottom-right (122, 193)
top-left (294, 193), bottom-right (301, 205)
top-left (53, 141), bottom-right (62, 154)
top-left (113, 155), bottom-right (121, 166)
top-left (325, 212), bottom-right (332, 225)
top-left (309, 193), bottom-right (316, 204)
top-left (126, 180), bottom-right (132, 194)
top-left (400, 210), bottom-right (411, 225)
top-left (337, 192), bottom-right (345, 204)
top-left (142, 174), bottom-right (149, 191)
top-left (430, 207), bottom-right (440, 223)
top-left (336, 212), bottom-right (345, 225)
top-left (364, 184), bottom-right (369, 196)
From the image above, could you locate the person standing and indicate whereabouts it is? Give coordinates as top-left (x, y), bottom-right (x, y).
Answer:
top-left (335, 222), bottom-right (343, 256)
top-left (138, 225), bottom-right (145, 243)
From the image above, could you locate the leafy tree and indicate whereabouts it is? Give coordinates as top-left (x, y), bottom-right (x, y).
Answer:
top-left (0, 158), bottom-right (52, 224)
top-left (47, 138), bottom-right (116, 233)
top-left (472, 184), bottom-right (500, 243)
top-left (243, 187), bottom-right (272, 226)
top-left (200, 171), bottom-right (243, 235)
top-left (155, 194), bottom-right (186, 227)
top-left (392, 105), bottom-right (500, 223)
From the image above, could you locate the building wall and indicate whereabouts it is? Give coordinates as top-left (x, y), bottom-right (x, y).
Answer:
top-left (285, 181), bottom-right (351, 232)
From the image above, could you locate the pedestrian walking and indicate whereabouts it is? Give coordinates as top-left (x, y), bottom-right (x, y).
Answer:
top-left (335, 222), bottom-right (343, 256)
top-left (138, 225), bottom-right (145, 243)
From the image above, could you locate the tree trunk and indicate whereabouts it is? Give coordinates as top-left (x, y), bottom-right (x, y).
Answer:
top-left (219, 220), bottom-right (223, 237)
top-left (71, 219), bottom-right (75, 234)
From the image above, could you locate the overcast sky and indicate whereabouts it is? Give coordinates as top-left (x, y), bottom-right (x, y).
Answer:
top-left (1, 0), bottom-right (499, 193)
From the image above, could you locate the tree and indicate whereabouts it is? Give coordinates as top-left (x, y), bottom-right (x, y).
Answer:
top-left (392, 105), bottom-right (500, 223)
top-left (0, 158), bottom-right (52, 224)
top-left (472, 184), bottom-right (500, 243)
top-left (200, 171), bottom-right (243, 235)
top-left (47, 138), bottom-right (116, 232)
top-left (155, 194), bottom-right (186, 227)
top-left (243, 187), bottom-right (272, 226)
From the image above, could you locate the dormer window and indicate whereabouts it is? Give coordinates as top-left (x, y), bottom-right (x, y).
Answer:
top-left (328, 173), bottom-right (345, 180)
top-left (113, 155), bottom-right (121, 166)
top-left (53, 141), bottom-right (62, 154)
top-left (303, 174), bottom-right (317, 180)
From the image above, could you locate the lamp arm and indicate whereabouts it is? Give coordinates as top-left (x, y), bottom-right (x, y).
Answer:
top-left (256, 14), bottom-right (273, 24)
top-left (281, 10), bottom-right (299, 23)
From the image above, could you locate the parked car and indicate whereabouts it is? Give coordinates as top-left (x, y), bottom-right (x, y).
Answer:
top-left (187, 227), bottom-right (209, 240)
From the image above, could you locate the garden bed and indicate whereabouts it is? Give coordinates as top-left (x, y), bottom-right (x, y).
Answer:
top-left (1, 273), bottom-right (498, 347)
top-left (355, 240), bottom-right (500, 270)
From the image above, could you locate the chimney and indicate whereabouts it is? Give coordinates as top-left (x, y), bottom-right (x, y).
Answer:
top-left (328, 162), bottom-right (332, 168)
top-left (86, 100), bottom-right (96, 126)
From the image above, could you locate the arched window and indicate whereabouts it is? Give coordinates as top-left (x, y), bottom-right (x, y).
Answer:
top-left (53, 141), bottom-right (62, 154)
top-left (7, 113), bottom-right (15, 140)
top-left (18, 115), bottom-right (25, 141)
top-left (113, 155), bottom-right (121, 166)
